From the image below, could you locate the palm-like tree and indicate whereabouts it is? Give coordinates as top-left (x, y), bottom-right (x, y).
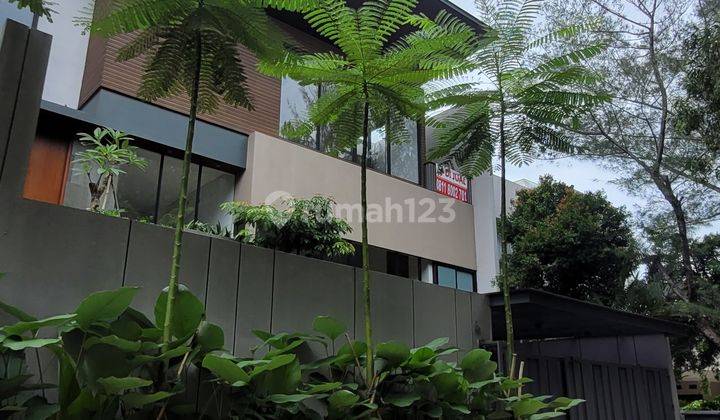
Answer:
top-left (427, 0), bottom-right (609, 370)
top-left (260, 0), bottom-right (476, 383)
top-left (87, 0), bottom-right (310, 352)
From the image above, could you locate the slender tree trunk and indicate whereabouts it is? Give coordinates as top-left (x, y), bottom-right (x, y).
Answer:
top-left (498, 103), bottom-right (515, 373)
top-left (360, 92), bottom-right (374, 384)
top-left (161, 6), bottom-right (203, 351)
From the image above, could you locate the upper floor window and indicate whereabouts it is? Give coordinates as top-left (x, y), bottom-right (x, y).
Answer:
top-left (279, 78), bottom-right (420, 184)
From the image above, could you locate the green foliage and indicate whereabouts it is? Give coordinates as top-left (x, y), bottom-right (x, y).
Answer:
top-left (185, 219), bottom-right (235, 239)
top-left (73, 127), bottom-right (148, 212)
top-left (0, 286), bottom-right (223, 418)
top-left (205, 315), bottom-right (584, 419)
top-left (222, 195), bottom-right (355, 259)
top-left (506, 176), bottom-right (639, 306)
top-left (426, 0), bottom-right (609, 177)
top-left (683, 396), bottom-right (720, 411)
top-left (7, 0), bottom-right (55, 22)
top-left (84, 0), bottom-right (311, 115)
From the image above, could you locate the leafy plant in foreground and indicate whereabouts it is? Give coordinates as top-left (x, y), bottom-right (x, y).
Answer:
top-left (0, 285), bottom-right (223, 418)
top-left (203, 315), bottom-right (584, 419)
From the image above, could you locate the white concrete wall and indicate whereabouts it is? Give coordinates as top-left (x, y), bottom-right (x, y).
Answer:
top-left (238, 132), bottom-right (478, 270)
top-left (37, 0), bottom-right (93, 108)
top-left (472, 174), bottom-right (531, 293)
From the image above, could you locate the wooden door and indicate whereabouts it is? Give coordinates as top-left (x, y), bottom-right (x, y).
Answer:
top-left (22, 134), bottom-right (71, 204)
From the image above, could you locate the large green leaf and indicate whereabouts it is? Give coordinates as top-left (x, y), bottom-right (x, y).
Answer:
top-left (3, 338), bottom-right (60, 351)
top-left (267, 394), bottom-right (313, 404)
top-left (97, 376), bottom-right (152, 395)
top-left (384, 392), bottom-right (421, 407)
top-left (328, 390), bottom-right (359, 410)
top-left (75, 287), bottom-right (139, 328)
top-left (460, 349), bottom-right (497, 382)
top-left (376, 341), bottom-right (410, 368)
top-left (2, 314), bottom-right (76, 336)
top-left (0, 299), bottom-right (36, 323)
top-left (197, 321), bottom-right (224, 351)
top-left (84, 335), bottom-right (141, 352)
top-left (312, 315), bottom-right (346, 341)
top-left (121, 391), bottom-right (174, 409)
top-left (511, 397), bottom-right (549, 417)
top-left (202, 354), bottom-right (250, 385)
top-left (154, 285), bottom-right (204, 339)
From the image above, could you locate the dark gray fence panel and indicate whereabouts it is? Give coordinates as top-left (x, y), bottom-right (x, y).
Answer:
top-left (123, 221), bottom-right (211, 316)
top-left (272, 251), bottom-right (355, 357)
top-left (354, 271), bottom-right (414, 345)
top-left (455, 291), bottom-right (474, 357)
top-left (413, 281), bottom-right (457, 348)
top-left (205, 237), bottom-right (241, 350)
top-left (234, 244), bottom-right (274, 356)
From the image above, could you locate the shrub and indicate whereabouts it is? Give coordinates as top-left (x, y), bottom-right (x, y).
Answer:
top-left (222, 195), bottom-right (355, 258)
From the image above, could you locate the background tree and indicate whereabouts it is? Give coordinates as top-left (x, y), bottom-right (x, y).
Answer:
top-left (426, 0), bottom-right (608, 367)
top-left (542, 0), bottom-right (720, 348)
top-left (506, 176), bottom-right (639, 306)
top-left (88, 0), bottom-right (308, 352)
top-left (260, 0), bottom-right (476, 382)
top-left (8, 0), bottom-right (54, 21)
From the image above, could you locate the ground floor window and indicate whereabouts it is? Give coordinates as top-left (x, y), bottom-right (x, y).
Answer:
top-left (63, 140), bottom-right (236, 228)
top-left (434, 263), bottom-right (476, 292)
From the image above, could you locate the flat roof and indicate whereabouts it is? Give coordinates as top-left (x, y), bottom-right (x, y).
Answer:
top-left (487, 288), bottom-right (687, 340)
top-left (269, 0), bottom-right (487, 45)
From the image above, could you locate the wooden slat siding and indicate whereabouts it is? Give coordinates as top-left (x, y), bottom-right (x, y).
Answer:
top-left (79, 33), bottom-right (107, 106)
top-left (79, 17), bottom-right (333, 137)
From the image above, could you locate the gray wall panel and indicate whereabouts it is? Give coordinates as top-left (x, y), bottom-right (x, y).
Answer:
top-left (123, 221), bottom-right (210, 316)
top-left (579, 337), bottom-right (620, 364)
top-left (0, 201), bottom-right (129, 319)
top-left (413, 282), bottom-right (457, 348)
top-left (205, 237), bottom-right (241, 351)
top-left (354, 270), bottom-right (413, 346)
top-left (455, 290), bottom-right (474, 356)
top-left (470, 292), bottom-right (493, 343)
top-left (272, 251), bottom-right (354, 357)
top-left (234, 244), bottom-right (274, 356)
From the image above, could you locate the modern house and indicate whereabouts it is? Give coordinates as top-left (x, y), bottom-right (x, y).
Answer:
top-left (0, 0), bottom-right (688, 418)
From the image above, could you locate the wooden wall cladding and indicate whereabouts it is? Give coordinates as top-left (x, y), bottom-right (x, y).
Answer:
top-left (79, 18), bottom-right (332, 138)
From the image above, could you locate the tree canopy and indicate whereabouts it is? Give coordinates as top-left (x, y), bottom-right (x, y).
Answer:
top-left (506, 176), bottom-right (639, 306)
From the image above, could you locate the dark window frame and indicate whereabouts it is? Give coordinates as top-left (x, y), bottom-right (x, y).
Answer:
top-left (432, 262), bottom-right (476, 292)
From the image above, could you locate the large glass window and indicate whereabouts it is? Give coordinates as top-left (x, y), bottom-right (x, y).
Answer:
top-left (157, 156), bottom-right (200, 226)
top-left (116, 148), bottom-right (161, 221)
top-left (197, 166), bottom-right (235, 227)
top-left (279, 77), bottom-right (318, 148)
top-left (63, 141), bottom-right (236, 228)
top-left (434, 263), bottom-right (476, 292)
top-left (390, 121), bottom-right (419, 183)
top-left (279, 77), bottom-right (422, 184)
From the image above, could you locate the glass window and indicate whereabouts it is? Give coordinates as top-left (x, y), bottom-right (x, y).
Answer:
top-left (157, 156), bottom-right (199, 227)
top-left (63, 141), bottom-right (92, 210)
top-left (457, 271), bottom-right (474, 292)
top-left (115, 148), bottom-right (161, 222)
top-left (437, 265), bottom-right (456, 289)
top-left (197, 166), bottom-right (235, 228)
top-left (390, 121), bottom-right (419, 183)
top-left (279, 77), bottom-right (318, 148)
top-left (356, 125), bottom-right (387, 172)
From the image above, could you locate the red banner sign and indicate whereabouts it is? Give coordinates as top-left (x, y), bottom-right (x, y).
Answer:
top-left (436, 164), bottom-right (468, 202)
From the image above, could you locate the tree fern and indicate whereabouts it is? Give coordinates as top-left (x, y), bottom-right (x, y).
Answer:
top-left (86, 0), bottom-right (313, 356)
top-left (260, 0), bottom-right (477, 387)
top-left (8, 0), bottom-right (54, 21)
top-left (426, 0), bottom-right (609, 371)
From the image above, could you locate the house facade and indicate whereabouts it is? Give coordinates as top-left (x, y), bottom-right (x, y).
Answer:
top-left (0, 1), bottom-right (686, 418)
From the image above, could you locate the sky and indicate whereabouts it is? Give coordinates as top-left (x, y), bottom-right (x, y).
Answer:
top-left (447, 0), bottom-right (682, 228)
